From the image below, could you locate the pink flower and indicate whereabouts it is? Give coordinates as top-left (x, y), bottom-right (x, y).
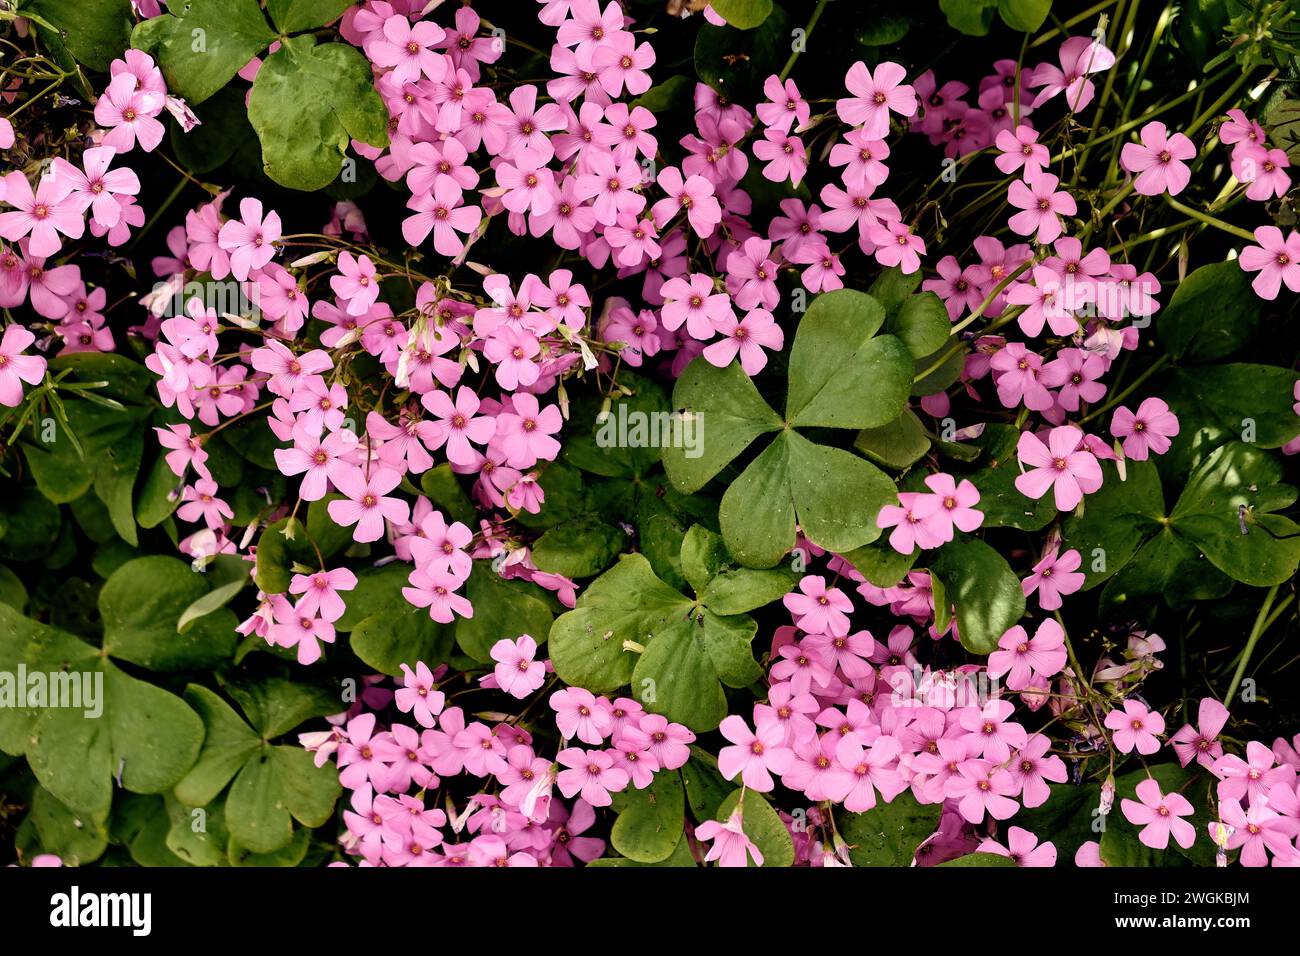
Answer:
top-left (155, 423), bottom-right (209, 479)
top-left (702, 308), bottom-right (784, 375)
top-left (395, 661), bottom-right (445, 728)
top-left (945, 759), bottom-right (1020, 823)
top-left (1241, 148), bottom-right (1292, 201)
top-left (868, 220), bottom-right (925, 274)
top-left (1120, 122), bottom-right (1195, 196)
top-left (837, 60), bottom-right (917, 138)
top-left (288, 567), bottom-right (357, 623)
top-left (1111, 397), bottom-right (1179, 460)
top-left (959, 699), bottom-right (1028, 764)
top-left (921, 473), bottom-right (983, 541)
top-left (93, 73), bottom-right (166, 153)
top-left (274, 423), bottom-right (357, 501)
top-left (1007, 171), bottom-right (1076, 244)
top-left (1120, 777), bottom-right (1195, 850)
top-left (327, 465), bottom-right (410, 542)
top-left (977, 826), bottom-right (1057, 866)
top-left (1014, 425), bottom-right (1103, 512)
top-left (695, 806), bottom-right (764, 867)
top-left (0, 325), bottom-right (46, 407)
top-left (1215, 797), bottom-right (1297, 867)
top-left (403, 177), bottom-right (481, 255)
top-left (217, 197), bottom-right (281, 280)
top-left (177, 478), bottom-right (233, 528)
top-left (988, 618), bottom-right (1068, 690)
top-left (1022, 546), bottom-right (1084, 611)
top-left (0, 170), bottom-right (85, 257)
top-left (651, 166), bottom-right (721, 238)
top-left (994, 124), bottom-right (1048, 178)
top-left (640, 714), bottom-right (695, 770)
top-left (368, 15), bottom-right (446, 85)
top-left (550, 687), bottom-right (613, 745)
top-left (757, 75), bottom-right (809, 135)
top-left (1009, 733), bottom-right (1068, 808)
top-left (51, 146), bottom-right (139, 230)
top-left (408, 509), bottom-right (473, 579)
top-left (1239, 226), bottom-right (1300, 301)
top-left (1105, 700), bottom-right (1165, 755)
top-left (717, 715), bottom-right (793, 792)
top-left (1170, 697), bottom-right (1229, 769)
top-left (1213, 740), bottom-right (1290, 804)
top-left (877, 491), bottom-right (944, 554)
top-left (331, 251), bottom-right (380, 316)
top-left (403, 566), bottom-right (473, 623)
top-left (833, 734), bottom-right (903, 812)
top-left (660, 272), bottom-right (732, 340)
top-left (555, 747), bottom-right (628, 807)
top-left (268, 598), bottom-right (336, 665)
top-left (421, 386), bottom-right (496, 465)
top-left (753, 129), bottom-right (807, 185)
top-left (1029, 36), bottom-right (1116, 113)
top-left (782, 575), bottom-right (852, 637)
top-left (490, 635), bottom-right (546, 699)
top-left (494, 392), bottom-right (562, 469)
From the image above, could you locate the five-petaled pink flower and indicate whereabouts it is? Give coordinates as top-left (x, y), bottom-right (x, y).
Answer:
top-left (1111, 397), bottom-right (1180, 460)
top-left (1105, 700), bottom-right (1165, 755)
top-left (1014, 425), bottom-right (1102, 512)
top-left (1120, 777), bottom-right (1196, 850)
top-left (1120, 122), bottom-right (1196, 196)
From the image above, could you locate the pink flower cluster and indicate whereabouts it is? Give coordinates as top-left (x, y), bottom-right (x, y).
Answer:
top-left (0, 52), bottom-right (169, 362)
top-left (308, 640), bottom-right (699, 866)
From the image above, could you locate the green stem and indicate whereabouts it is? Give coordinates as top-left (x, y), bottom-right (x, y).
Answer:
top-left (1078, 354), bottom-right (1170, 424)
top-left (1226, 584), bottom-right (1281, 705)
top-left (1163, 195), bottom-right (1257, 242)
top-left (779, 0), bottom-right (829, 82)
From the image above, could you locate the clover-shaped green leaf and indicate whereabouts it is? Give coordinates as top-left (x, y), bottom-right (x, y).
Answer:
top-left (549, 527), bottom-right (795, 730)
top-left (663, 290), bottom-right (912, 567)
top-left (1064, 443), bottom-right (1300, 611)
top-left (173, 682), bottom-right (341, 855)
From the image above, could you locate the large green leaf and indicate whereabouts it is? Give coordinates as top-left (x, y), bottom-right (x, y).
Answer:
top-left (708, 0), bottom-right (774, 29)
top-left (351, 609), bottom-right (454, 677)
top-left (661, 358), bottom-right (782, 494)
top-left (719, 431), bottom-right (895, 568)
top-left (1066, 445), bottom-right (1300, 596)
top-left (25, 0), bottom-right (133, 71)
top-left (785, 289), bottom-right (913, 429)
top-left (173, 684), bottom-right (340, 855)
top-left (100, 556), bottom-right (238, 670)
top-left (1158, 260), bottom-right (1260, 362)
top-left (454, 564), bottom-right (555, 663)
top-left (142, 0), bottom-right (277, 105)
top-left (248, 36), bottom-right (390, 190)
top-left (548, 554), bottom-right (763, 730)
top-left (927, 537), bottom-right (1026, 654)
top-left (610, 771), bottom-right (686, 863)
top-left (265, 0), bottom-right (355, 32)
top-left (0, 606), bottom-right (204, 819)
top-left (838, 790), bottom-right (943, 866)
